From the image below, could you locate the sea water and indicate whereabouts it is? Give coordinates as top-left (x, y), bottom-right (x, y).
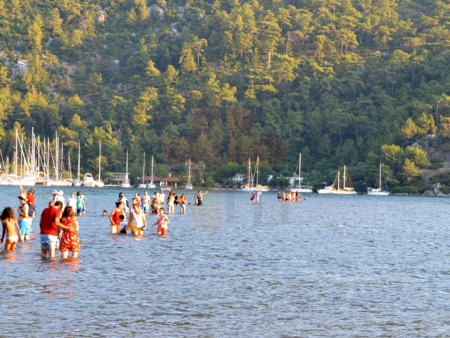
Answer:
top-left (0, 186), bottom-right (449, 336)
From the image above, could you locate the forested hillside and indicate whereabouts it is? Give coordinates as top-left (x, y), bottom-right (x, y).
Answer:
top-left (2, 0), bottom-right (450, 190)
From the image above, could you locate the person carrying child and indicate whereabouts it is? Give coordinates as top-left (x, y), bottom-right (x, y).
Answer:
top-left (1, 207), bottom-right (23, 251)
top-left (152, 207), bottom-right (169, 236)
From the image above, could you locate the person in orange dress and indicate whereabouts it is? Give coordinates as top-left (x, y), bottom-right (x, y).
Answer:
top-left (58, 206), bottom-right (81, 259)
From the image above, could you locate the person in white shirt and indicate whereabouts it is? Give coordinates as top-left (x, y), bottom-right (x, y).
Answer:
top-left (67, 192), bottom-right (77, 209)
top-left (118, 192), bottom-right (129, 213)
top-left (159, 191), bottom-right (166, 206)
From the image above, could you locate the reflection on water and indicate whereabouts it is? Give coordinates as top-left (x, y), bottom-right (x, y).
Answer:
top-left (0, 187), bottom-right (449, 336)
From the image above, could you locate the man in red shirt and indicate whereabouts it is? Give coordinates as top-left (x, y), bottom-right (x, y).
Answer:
top-left (39, 201), bottom-right (63, 258)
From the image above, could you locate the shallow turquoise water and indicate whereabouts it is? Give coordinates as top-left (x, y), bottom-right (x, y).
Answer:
top-left (0, 186), bottom-right (449, 336)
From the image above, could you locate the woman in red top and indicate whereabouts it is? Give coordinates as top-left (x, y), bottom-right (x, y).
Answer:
top-left (59, 206), bottom-right (80, 259)
top-left (109, 201), bottom-right (124, 234)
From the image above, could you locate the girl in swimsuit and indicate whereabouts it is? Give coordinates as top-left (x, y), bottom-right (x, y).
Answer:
top-left (1, 207), bottom-right (23, 251)
top-left (152, 208), bottom-right (169, 236)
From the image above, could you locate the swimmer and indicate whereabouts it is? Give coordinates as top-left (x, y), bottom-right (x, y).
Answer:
top-left (1, 207), bottom-right (22, 251)
top-left (102, 210), bottom-right (108, 216)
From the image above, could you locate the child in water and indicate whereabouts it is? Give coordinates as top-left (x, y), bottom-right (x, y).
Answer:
top-left (152, 208), bottom-right (169, 236)
top-left (119, 215), bottom-right (128, 234)
top-left (0, 207), bottom-right (22, 251)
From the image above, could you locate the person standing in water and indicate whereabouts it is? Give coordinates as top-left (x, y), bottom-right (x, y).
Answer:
top-left (167, 192), bottom-right (175, 214)
top-left (1, 207), bottom-right (22, 251)
top-left (39, 201), bottom-right (63, 258)
top-left (76, 192), bottom-right (85, 217)
top-left (17, 194), bottom-right (31, 242)
top-left (20, 185), bottom-right (35, 232)
top-left (128, 197), bottom-right (146, 236)
top-left (196, 190), bottom-right (208, 206)
top-left (179, 194), bottom-right (187, 214)
top-left (152, 207), bottom-right (169, 236)
top-left (109, 201), bottom-right (125, 234)
top-left (141, 191), bottom-right (151, 214)
top-left (58, 206), bottom-right (81, 259)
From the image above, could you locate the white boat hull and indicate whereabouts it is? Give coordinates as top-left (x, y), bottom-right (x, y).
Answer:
top-left (291, 187), bottom-right (313, 193)
top-left (332, 190), bottom-right (357, 195)
top-left (96, 181), bottom-right (105, 188)
top-left (184, 184), bottom-right (193, 190)
top-left (318, 187), bottom-right (333, 194)
top-left (367, 190), bottom-right (390, 196)
top-left (121, 183), bottom-right (132, 188)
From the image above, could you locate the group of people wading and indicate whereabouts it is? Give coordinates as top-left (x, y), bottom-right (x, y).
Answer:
top-left (1, 186), bottom-right (81, 259)
top-left (277, 191), bottom-right (302, 202)
top-left (1, 188), bottom-right (211, 257)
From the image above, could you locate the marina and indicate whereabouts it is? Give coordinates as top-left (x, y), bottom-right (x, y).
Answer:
top-left (0, 187), bottom-right (448, 336)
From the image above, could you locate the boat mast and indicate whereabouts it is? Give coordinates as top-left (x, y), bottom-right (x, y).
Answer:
top-left (188, 158), bottom-right (191, 185)
top-left (151, 155), bottom-right (154, 185)
top-left (68, 152), bottom-right (72, 180)
top-left (337, 171), bottom-right (340, 191)
top-left (14, 129), bottom-right (18, 177)
top-left (343, 166), bottom-right (346, 190)
top-left (77, 142), bottom-right (81, 181)
top-left (379, 163), bottom-right (382, 190)
top-left (55, 132), bottom-right (59, 181)
top-left (256, 156), bottom-right (260, 187)
top-left (247, 158), bottom-right (251, 187)
top-left (125, 151), bottom-right (129, 183)
top-left (99, 142), bottom-right (102, 182)
top-left (142, 152), bottom-right (145, 185)
top-left (298, 153), bottom-right (302, 189)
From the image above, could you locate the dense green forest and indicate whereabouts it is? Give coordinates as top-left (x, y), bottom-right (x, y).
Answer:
top-left (2, 0), bottom-right (450, 190)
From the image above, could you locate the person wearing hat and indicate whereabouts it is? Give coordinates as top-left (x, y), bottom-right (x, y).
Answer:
top-left (50, 190), bottom-right (65, 209)
top-left (19, 185), bottom-right (35, 232)
top-left (17, 194), bottom-right (31, 241)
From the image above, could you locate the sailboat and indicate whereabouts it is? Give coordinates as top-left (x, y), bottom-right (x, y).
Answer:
top-left (147, 155), bottom-right (156, 189)
top-left (291, 153), bottom-right (313, 193)
top-left (367, 163), bottom-right (390, 196)
top-left (184, 158), bottom-right (193, 190)
top-left (254, 156), bottom-right (269, 192)
top-left (241, 158), bottom-right (254, 192)
top-left (73, 142), bottom-right (82, 186)
top-left (138, 153), bottom-right (147, 188)
top-left (95, 142), bottom-right (104, 188)
top-left (331, 165), bottom-right (357, 195)
top-left (121, 151), bottom-right (131, 188)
